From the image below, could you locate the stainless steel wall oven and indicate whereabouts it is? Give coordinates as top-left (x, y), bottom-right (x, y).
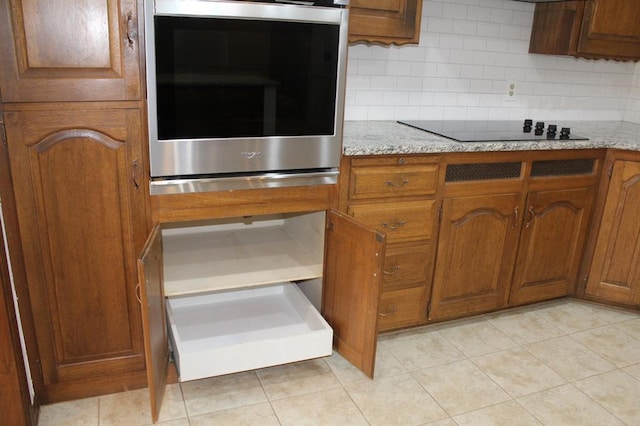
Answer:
top-left (144, 0), bottom-right (349, 194)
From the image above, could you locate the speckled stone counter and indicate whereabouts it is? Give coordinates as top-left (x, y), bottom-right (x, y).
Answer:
top-left (343, 121), bottom-right (640, 156)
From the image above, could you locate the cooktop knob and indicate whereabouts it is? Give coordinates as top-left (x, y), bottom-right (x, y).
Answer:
top-left (535, 121), bottom-right (545, 136)
top-left (547, 124), bottom-right (557, 139)
top-left (560, 127), bottom-right (571, 140)
top-left (523, 119), bottom-right (533, 133)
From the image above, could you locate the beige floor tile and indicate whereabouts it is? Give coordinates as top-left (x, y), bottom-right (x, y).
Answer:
top-left (624, 363), bottom-right (640, 380)
top-left (38, 396), bottom-right (99, 426)
top-left (271, 387), bottom-right (368, 426)
top-left (518, 384), bottom-right (625, 425)
top-left (534, 302), bottom-right (610, 333)
top-left (256, 358), bottom-right (341, 400)
top-left (575, 302), bottom-right (640, 324)
top-left (572, 324), bottom-right (640, 367)
top-left (452, 400), bottom-right (542, 426)
top-left (574, 369), bottom-right (640, 424)
top-left (413, 360), bottom-right (510, 416)
top-left (99, 388), bottom-right (151, 426)
top-left (385, 329), bottom-right (464, 371)
top-left (180, 371), bottom-right (267, 416)
top-left (488, 310), bottom-right (564, 344)
top-left (189, 403), bottom-right (279, 426)
top-left (472, 347), bottom-right (565, 397)
top-left (437, 319), bottom-right (518, 357)
top-left (425, 419), bottom-right (458, 426)
top-left (156, 419), bottom-right (191, 426)
top-left (344, 373), bottom-right (448, 425)
top-left (325, 344), bottom-right (406, 385)
top-left (524, 335), bottom-right (615, 381)
top-left (614, 317), bottom-right (640, 340)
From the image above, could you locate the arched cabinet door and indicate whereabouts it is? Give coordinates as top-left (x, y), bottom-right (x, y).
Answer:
top-left (586, 160), bottom-right (640, 305)
top-left (430, 193), bottom-right (523, 320)
top-left (0, 0), bottom-right (141, 102)
top-left (4, 106), bottom-right (149, 401)
top-left (510, 188), bottom-right (595, 305)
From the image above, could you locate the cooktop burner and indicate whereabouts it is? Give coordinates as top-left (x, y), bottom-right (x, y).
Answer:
top-left (398, 120), bottom-right (589, 142)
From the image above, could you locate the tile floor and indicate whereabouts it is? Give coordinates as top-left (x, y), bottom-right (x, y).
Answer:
top-left (38, 298), bottom-right (640, 426)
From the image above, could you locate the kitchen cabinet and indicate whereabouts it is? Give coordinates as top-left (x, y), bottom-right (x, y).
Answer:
top-left (430, 152), bottom-right (603, 320)
top-left (4, 105), bottom-right (149, 403)
top-left (529, 0), bottom-right (640, 61)
top-left (139, 207), bottom-right (385, 422)
top-left (349, 0), bottom-right (423, 45)
top-left (0, 0), bottom-right (141, 102)
top-left (339, 155), bottom-right (440, 331)
top-left (584, 156), bottom-right (640, 305)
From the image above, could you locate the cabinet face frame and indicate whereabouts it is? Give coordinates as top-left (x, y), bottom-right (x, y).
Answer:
top-left (138, 208), bottom-right (384, 421)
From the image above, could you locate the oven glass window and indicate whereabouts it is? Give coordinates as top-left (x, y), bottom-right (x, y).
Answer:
top-left (154, 16), bottom-right (340, 140)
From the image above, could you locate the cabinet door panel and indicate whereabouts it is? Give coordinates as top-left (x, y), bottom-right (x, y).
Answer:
top-left (0, 0), bottom-right (140, 102)
top-left (510, 188), bottom-right (594, 305)
top-left (586, 161), bottom-right (640, 304)
top-left (577, 0), bottom-right (640, 59)
top-left (430, 194), bottom-right (522, 320)
top-left (5, 107), bottom-right (147, 400)
top-left (323, 210), bottom-right (385, 378)
top-left (349, 0), bottom-right (422, 45)
top-left (138, 225), bottom-right (169, 424)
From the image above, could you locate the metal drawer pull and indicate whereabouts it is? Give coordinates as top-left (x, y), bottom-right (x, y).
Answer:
top-left (525, 207), bottom-right (535, 229)
top-left (379, 306), bottom-right (398, 316)
top-left (384, 178), bottom-right (409, 188)
top-left (382, 221), bottom-right (406, 230)
top-left (384, 266), bottom-right (400, 275)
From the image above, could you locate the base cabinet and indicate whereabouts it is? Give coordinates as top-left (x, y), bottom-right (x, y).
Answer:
top-left (5, 105), bottom-right (149, 402)
top-left (139, 209), bottom-right (384, 422)
top-left (585, 159), bottom-right (640, 305)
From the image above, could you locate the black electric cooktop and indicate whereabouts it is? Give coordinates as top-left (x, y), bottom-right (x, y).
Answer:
top-left (398, 120), bottom-right (589, 142)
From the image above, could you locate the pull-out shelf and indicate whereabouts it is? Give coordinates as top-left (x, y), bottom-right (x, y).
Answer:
top-left (167, 283), bottom-right (332, 382)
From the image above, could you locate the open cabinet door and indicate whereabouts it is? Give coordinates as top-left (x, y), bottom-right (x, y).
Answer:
top-left (138, 225), bottom-right (169, 423)
top-left (323, 210), bottom-right (385, 378)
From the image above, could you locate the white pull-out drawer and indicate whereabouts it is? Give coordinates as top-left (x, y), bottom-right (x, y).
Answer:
top-left (167, 282), bottom-right (333, 382)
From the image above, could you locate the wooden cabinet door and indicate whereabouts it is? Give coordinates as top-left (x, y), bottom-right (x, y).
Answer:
top-left (0, 0), bottom-right (141, 102)
top-left (349, 0), bottom-right (423, 45)
top-left (323, 210), bottom-right (385, 378)
top-left (586, 160), bottom-right (640, 305)
top-left (576, 0), bottom-right (640, 59)
top-left (430, 193), bottom-right (522, 320)
top-left (138, 225), bottom-right (169, 424)
top-left (4, 106), bottom-right (148, 402)
top-left (510, 187), bottom-right (594, 305)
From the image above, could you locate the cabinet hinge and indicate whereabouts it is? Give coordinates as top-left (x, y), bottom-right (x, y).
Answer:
top-left (426, 299), bottom-right (432, 317)
top-left (0, 122), bottom-right (6, 147)
top-left (607, 164), bottom-right (614, 180)
top-left (438, 203), bottom-right (443, 223)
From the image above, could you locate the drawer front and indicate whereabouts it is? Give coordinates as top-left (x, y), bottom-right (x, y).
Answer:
top-left (349, 164), bottom-right (439, 200)
top-left (378, 287), bottom-right (426, 331)
top-left (383, 244), bottom-right (432, 292)
top-left (348, 200), bottom-right (435, 244)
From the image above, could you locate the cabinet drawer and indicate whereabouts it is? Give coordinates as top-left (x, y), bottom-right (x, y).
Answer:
top-left (167, 283), bottom-right (332, 382)
top-left (349, 164), bottom-right (439, 200)
top-left (348, 200), bottom-right (435, 244)
top-left (383, 244), bottom-right (432, 292)
top-left (378, 287), bottom-right (425, 331)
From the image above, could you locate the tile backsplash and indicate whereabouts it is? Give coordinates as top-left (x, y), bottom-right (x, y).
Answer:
top-left (345, 0), bottom-right (640, 123)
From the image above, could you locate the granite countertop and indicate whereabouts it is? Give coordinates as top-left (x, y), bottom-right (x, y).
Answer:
top-left (343, 121), bottom-right (640, 156)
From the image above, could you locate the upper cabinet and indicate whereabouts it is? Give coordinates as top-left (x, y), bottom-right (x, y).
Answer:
top-left (529, 0), bottom-right (640, 61)
top-left (0, 0), bottom-right (141, 102)
top-left (349, 0), bottom-right (423, 45)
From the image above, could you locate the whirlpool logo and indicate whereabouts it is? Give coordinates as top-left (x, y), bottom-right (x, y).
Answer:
top-left (240, 151), bottom-right (262, 160)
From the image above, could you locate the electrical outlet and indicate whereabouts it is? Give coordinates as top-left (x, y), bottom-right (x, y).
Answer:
top-left (505, 81), bottom-right (517, 102)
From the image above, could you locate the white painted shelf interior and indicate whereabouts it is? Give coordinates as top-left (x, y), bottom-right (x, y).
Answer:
top-left (162, 212), bottom-right (325, 296)
top-left (160, 211), bottom-right (332, 382)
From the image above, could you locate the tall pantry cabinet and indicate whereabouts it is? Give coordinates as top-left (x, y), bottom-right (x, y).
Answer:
top-left (0, 0), bottom-right (150, 403)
